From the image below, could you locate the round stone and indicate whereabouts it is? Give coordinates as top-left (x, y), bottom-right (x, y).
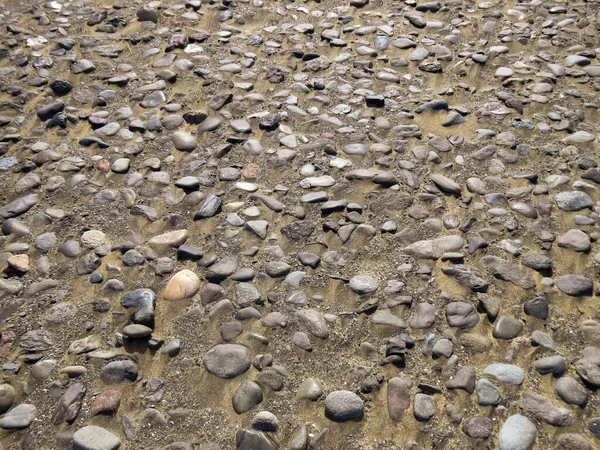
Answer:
top-left (163, 270), bottom-right (200, 301)
top-left (0, 384), bottom-right (16, 414)
top-left (498, 415), bottom-right (537, 450)
top-left (324, 390), bottom-right (364, 421)
top-left (172, 131), bottom-right (197, 151)
top-left (203, 344), bottom-right (251, 379)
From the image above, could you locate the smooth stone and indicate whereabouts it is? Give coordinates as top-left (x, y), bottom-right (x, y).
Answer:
top-left (483, 364), bottom-right (524, 385)
top-left (324, 390), bottom-right (364, 421)
top-left (0, 403), bottom-right (36, 430)
top-left (100, 361), bottom-right (138, 384)
top-left (172, 132), bottom-right (197, 151)
top-left (203, 344), bottom-right (251, 379)
top-left (232, 381), bottom-right (263, 414)
top-left (0, 384), bottom-right (16, 414)
top-left (163, 270), bottom-right (200, 301)
top-left (556, 275), bottom-right (593, 297)
top-left (413, 393), bottom-right (436, 421)
top-left (73, 425), bottom-right (122, 450)
top-left (296, 378), bottom-right (323, 401)
top-left (555, 376), bottom-right (589, 407)
top-left (499, 415), bottom-right (537, 450)
top-left (476, 379), bottom-right (501, 406)
top-left (492, 316), bottom-right (523, 340)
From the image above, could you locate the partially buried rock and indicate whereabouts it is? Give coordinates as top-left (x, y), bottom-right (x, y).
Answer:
top-left (232, 381), bottom-right (263, 414)
top-left (0, 403), bottom-right (36, 430)
top-left (100, 360), bottom-right (138, 384)
top-left (324, 390), bottom-right (364, 421)
top-left (236, 429), bottom-right (276, 450)
top-left (463, 416), bottom-right (493, 439)
top-left (295, 308), bottom-right (329, 339)
top-left (413, 393), bottom-right (436, 421)
top-left (163, 270), bottom-right (200, 301)
top-left (51, 383), bottom-right (86, 425)
top-left (73, 425), bottom-right (121, 450)
top-left (172, 131), bottom-right (197, 151)
top-left (387, 377), bottom-right (412, 421)
top-left (90, 390), bottom-right (121, 416)
top-left (203, 344), bottom-right (251, 379)
top-left (556, 275), bottom-right (593, 297)
top-left (499, 415), bottom-right (536, 450)
top-left (349, 275), bottom-right (378, 294)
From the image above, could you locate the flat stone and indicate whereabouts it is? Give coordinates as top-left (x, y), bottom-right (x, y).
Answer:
top-left (203, 344), bottom-right (251, 379)
top-left (0, 403), bottom-right (36, 430)
top-left (483, 364), bottom-right (524, 385)
top-left (73, 425), bottom-right (122, 450)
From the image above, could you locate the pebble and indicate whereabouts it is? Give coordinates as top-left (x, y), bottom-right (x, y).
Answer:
top-left (324, 390), bottom-right (364, 421)
top-left (203, 344), bottom-right (251, 379)
top-left (0, 403), bottom-right (36, 430)
top-left (499, 415), bottom-right (537, 450)
top-left (163, 270), bottom-right (200, 301)
top-left (73, 425), bottom-right (121, 450)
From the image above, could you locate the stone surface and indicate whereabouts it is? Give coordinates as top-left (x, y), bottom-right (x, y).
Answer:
top-left (324, 390), bottom-right (364, 421)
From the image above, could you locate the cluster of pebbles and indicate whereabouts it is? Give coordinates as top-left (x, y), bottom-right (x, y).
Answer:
top-left (2, 0), bottom-right (600, 448)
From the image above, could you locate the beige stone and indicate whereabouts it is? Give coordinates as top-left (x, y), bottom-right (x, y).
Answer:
top-left (148, 230), bottom-right (189, 248)
top-left (8, 254), bottom-right (30, 272)
top-left (164, 269), bottom-right (200, 301)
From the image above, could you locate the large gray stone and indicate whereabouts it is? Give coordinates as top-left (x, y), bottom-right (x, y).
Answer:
top-left (73, 425), bottom-right (121, 450)
top-left (203, 344), bottom-right (251, 379)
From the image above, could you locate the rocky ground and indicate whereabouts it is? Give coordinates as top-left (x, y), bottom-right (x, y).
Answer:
top-left (0, 0), bottom-right (600, 449)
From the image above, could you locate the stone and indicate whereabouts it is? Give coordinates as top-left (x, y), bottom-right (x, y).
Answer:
top-left (556, 275), bottom-right (593, 296)
top-left (555, 376), bottom-right (589, 407)
top-left (163, 270), bottom-right (200, 301)
top-left (483, 256), bottom-right (536, 289)
top-left (232, 381), bottom-right (263, 414)
top-left (413, 394), bottom-right (436, 421)
top-left (90, 390), bottom-right (121, 416)
top-left (462, 416), bottom-right (493, 439)
top-left (446, 302), bottom-right (479, 328)
top-left (492, 316), bottom-right (523, 340)
top-left (236, 429), bottom-right (276, 450)
top-left (295, 309), bottom-right (329, 339)
top-left (297, 378), bottom-right (323, 401)
top-left (73, 426), bottom-right (121, 450)
top-left (100, 361), bottom-right (138, 384)
top-left (483, 364), bottom-right (524, 385)
top-left (349, 275), bottom-right (378, 294)
top-left (51, 383), bottom-right (86, 425)
top-left (499, 415), bottom-right (537, 450)
top-left (387, 377), bottom-right (412, 420)
top-left (203, 344), bottom-right (251, 379)
top-left (522, 391), bottom-right (574, 426)
top-left (476, 379), bottom-right (501, 406)
top-left (172, 132), bottom-right (197, 151)
top-left (0, 384), bottom-right (16, 414)
top-left (555, 191), bottom-right (593, 211)
top-left (0, 404), bottom-right (36, 430)
top-left (324, 390), bottom-right (364, 421)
